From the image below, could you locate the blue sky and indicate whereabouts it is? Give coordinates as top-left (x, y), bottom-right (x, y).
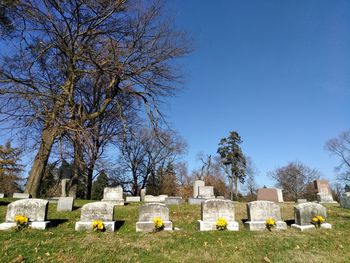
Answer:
top-left (0, 1), bottom-right (349, 190)
top-left (163, 0), bottom-right (350, 187)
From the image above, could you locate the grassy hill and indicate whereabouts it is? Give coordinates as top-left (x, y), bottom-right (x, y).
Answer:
top-left (0, 199), bottom-right (349, 263)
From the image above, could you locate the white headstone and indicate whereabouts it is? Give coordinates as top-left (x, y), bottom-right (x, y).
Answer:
top-left (101, 187), bottom-right (124, 205)
top-left (126, 196), bottom-right (141, 202)
top-left (75, 202), bottom-right (116, 232)
top-left (193, 180), bottom-right (205, 198)
top-left (57, 197), bottom-right (74, 212)
top-left (0, 193), bottom-right (4, 198)
top-left (291, 202), bottom-right (331, 231)
top-left (0, 199), bottom-right (50, 230)
top-left (136, 203), bottom-right (173, 232)
top-left (198, 186), bottom-right (215, 199)
top-left (198, 199), bottom-right (239, 231)
top-left (244, 201), bottom-right (287, 231)
top-left (13, 193), bottom-right (30, 199)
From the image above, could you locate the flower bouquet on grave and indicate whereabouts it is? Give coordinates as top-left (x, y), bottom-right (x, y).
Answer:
top-left (92, 220), bottom-right (105, 232)
top-left (311, 215), bottom-right (325, 228)
top-left (265, 218), bottom-right (276, 231)
top-left (153, 217), bottom-right (165, 232)
top-left (15, 215), bottom-right (29, 231)
top-left (216, 218), bottom-right (228, 231)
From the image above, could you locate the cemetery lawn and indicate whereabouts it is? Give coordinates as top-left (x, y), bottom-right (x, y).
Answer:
top-left (1, 200), bottom-right (349, 263)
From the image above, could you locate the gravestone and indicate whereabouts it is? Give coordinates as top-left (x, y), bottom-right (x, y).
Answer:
top-left (198, 186), bottom-right (215, 199)
top-left (57, 197), bottom-right (74, 212)
top-left (244, 201), bottom-right (287, 231)
top-left (140, 189), bottom-right (146, 202)
top-left (101, 186), bottom-right (124, 206)
top-left (13, 193), bottom-right (30, 199)
top-left (340, 192), bottom-right (350, 209)
top-left (144, 195), bottom-right (165, 202)
top-left (193, 180), bottom-right (205, 198)
top-left (257, 188), bottom-right (284, 202)
top-left (198, 199), bottom-right (239, 231)
top-left (75, 202), bottom-right (116, 232)
top-left (159, 195), bottom-right (168, 202)
top-left (61, 179), bottom-right (70, 197)
top-left (314, 179), bottom-right (336, 203)
top-left (297, 199), bottom-right (307, 204)
top-left (136, 203), bottom-right (173, 232)
top-left (0, 199), bottom-right (50, 230)
top-left (216, 196), bottom-right (225, 200)
top-left (126, 196), bottom-right (141, 203)
top-left (188, 197), bottom-right (206, 205)
top-left (0, 193), bottom-right (4, 198)
top-left (165, 197), bottom-right (182, 205)
top-left (291, 202), bottom-right (331, 231)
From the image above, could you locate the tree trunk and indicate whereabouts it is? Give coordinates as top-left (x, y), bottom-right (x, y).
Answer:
top-left (234, 177), bottom-right (238, 201)
top-left (86, 166), bottom-right (94, 200)
top-left (25, 126), bottom-right (57, 197)
top-left (229, 177), bottom-right (234, 201)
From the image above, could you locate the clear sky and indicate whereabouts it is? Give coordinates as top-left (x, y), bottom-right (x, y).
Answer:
top-left (163, 0), bottom-right (350, 187)
top-left (0, 1), bottom-right (349, 190)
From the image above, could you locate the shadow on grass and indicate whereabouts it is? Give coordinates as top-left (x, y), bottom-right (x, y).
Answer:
top-left (115, 220), bottom-right (125, 230)
top-left (0, 201), bottom-right (10, 206)
top-left (285, 219), bottom-right (295, 226)
top-left (50, 219), bottom-right (69, 227)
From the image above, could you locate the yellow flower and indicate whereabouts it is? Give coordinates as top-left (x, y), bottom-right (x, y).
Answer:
top-left (92, 220), bottom-right (105, 232)
top-left (153, 217), bottom-right (164, 231)
top-left (311, 215), bottom-right (325, 227)
top-left (216, 218), bottom-right (228, 231)
top-left (265, 218), bottom-right (276, 231)
top-left (15, 215), bottom-right (29, 225)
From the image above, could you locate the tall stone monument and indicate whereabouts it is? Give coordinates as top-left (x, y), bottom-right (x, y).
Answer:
top-left (313, 180), bottom-right (336, 203)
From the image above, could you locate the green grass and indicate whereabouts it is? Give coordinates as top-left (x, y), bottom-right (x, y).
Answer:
top-left (1, 199), bottom-right (350, 263)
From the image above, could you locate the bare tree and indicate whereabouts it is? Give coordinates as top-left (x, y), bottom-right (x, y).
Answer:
top-left (0, 0), bottom-right (190, 197)
top-left (244, 156), bottom-right (258, 200)
top-left (268, 161), bottom-right (320, 201)
top-left (325, 130), bottom-right (350, 184)
top-left (113, 126), bottom-right (186, 196)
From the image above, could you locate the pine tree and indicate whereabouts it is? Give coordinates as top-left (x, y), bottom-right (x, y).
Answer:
top-left (91, 171), bottom-right (109, 200)
top-left (217, 131), bottom-right (246, 201)
top-left (0, 141), bottom-right (23, 196)
top-left (160, 163), bottom-right (178, 196)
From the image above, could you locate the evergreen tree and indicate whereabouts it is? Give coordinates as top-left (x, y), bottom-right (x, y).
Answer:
top-left (217, 131), bottom-right (246, 201)
top-left (160, 163), bottom-right (178, 196)
top-left (39, 162), bottom-right (59, 197)
top-left (0, 141), bottom-right (23, 196)
top-left (91, 171), bottom-right (109, 200)
top-left (146, 169), bottom-right (161, 196)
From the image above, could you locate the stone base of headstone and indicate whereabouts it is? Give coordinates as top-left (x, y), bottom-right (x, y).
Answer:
top-left (291, 223), bottom-right (332, 231)
top-left (0, 193), bottom-right (4, 198)
top-left (75, 221), bottom-right (116, 232)
top-left (297, 199), bottom-right (307, 203)
top-left (126, 196), bottom-right (141, 203)
top-left (165, 197), bottom-right (182, 205)
top-left (0, 221), bottom-right (50, 230)
top-left (12, 193), bottom-right (30, 199)
top-left (57, 197), bottom-right (74, 212)
top-left (136, 221), bottom-right (173, 232)
top-left (244, 221), bottom-right (287, 231)
top-left (188, 198), bottom-right (206, 205)
top-left (144, 195), bottom-right (164, 203)
top-left (317, 193), bottom-right (337, 204)
top-left (198, 195), bottom-right (215, 199)
top-left (216, 196), bottom-right (225, 200)
top-left (198, 220), bottom-right (239, 231)
top-left (101, 199), bottom-right (124, 206)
